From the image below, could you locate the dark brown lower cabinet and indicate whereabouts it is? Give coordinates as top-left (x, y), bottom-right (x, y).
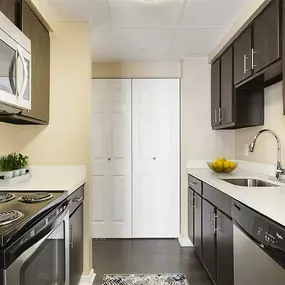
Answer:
top-left (194, 193), bottom-right (202, 260)
top-left (70, 204), bottom-right (83, 285)
top-left (188, 188), bottom-right (194, 244)
top-left (217, 210), bottom-right (234, 285)
top-left (202, 199), bottom-right (216, 283)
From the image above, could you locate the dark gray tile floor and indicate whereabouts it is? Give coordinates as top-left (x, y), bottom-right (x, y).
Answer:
top-left (92, 239), bottom-right (212, 285)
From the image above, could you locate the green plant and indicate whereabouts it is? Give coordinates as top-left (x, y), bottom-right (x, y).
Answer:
top-left (0, 155), bottom-right (13, 172)
top-left (18, 153), bottom-right (29, 169)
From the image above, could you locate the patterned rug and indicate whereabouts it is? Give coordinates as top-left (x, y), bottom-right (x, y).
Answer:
top-left (102, 274), bottom-right (189, 285)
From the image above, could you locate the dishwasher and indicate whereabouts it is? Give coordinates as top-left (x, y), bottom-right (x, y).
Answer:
top-left (232, 200), bottom-right (285, 285)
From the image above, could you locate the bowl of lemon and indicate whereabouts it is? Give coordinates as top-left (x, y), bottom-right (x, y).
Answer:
top-left (207, 158), bottom-right (238, 173)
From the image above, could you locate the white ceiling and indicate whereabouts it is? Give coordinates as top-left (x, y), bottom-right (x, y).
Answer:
top-left (42, 0), bottom-right (254, 61)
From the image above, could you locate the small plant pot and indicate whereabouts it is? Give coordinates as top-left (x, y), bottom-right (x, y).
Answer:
top-left (0, 171), bottom-right (14, 179)
top-left (13, 169), bottom-right (20, 177)
top-left (20, 168), bottom-right (26, 176)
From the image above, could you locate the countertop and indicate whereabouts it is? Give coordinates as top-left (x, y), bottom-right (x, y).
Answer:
top-left (187, 168), bottom-right (285, 227)
top-left (0, 165), bottom-right (86, 195)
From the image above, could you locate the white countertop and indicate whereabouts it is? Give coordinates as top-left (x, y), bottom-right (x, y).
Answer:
top-left (187, 168), bottom-right (285, 227)
top-left (0, 166), bottom-right (86, 195)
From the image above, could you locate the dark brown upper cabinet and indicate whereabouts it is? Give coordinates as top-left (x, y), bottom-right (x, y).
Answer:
top-left (0, 0), bottom-right (21, 27)
top-left (220, 47), bottom-right (234, 125)
top-left (253, 0), bottom-right (281, 73)
top-left (234, 28), bottom-right (252, 85)
top-left (21, 0), bottom-right (50, 124)
top-left (211, 59), bottom-right (220, 127)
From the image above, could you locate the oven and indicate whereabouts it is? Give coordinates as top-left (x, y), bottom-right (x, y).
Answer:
top-left (1, 200), bottom-right (69, 285)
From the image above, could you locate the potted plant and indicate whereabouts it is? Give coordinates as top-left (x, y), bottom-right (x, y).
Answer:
top-left (19, 153), bottom-right (29, 175)
top-left (9, 153), bottom-right (21, 177)
top-left (0, 155), bottom-right (13, 179)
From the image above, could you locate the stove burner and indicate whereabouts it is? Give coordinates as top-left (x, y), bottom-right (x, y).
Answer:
top-left (0, 210), bottom-right (23, 226)
top-left (0, 192), bottom-right (15, 203)
top-left (19, 192), bottom-right (53, 203)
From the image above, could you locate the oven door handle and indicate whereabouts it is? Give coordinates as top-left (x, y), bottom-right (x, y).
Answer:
top-left (5, 201), bottom-right (70, 285)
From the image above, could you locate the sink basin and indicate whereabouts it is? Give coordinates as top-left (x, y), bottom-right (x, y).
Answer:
top-left (221, 178), bottom-right (280, 187)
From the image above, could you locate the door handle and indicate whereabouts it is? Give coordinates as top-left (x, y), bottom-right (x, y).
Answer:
top-left (8, 52), bottom-right (17, 95)
top-left (251, 49), bottom-right (258, 69)
top-left (214, 109), bottom-right (218, 124)
top-left (218, 108), bottom-right (223, 123)
top-left (17, 47), bottom-right (28, 98)
top-left (214, 214), bottom-right (219, 232)
top-left (243, 54), bottom-right (249, 74)
top-left (72, 196), bottom-right (84, 203)
top-left (69, 225), bottom-right (74, 248)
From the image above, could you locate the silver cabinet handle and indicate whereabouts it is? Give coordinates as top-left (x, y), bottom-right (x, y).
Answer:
top-left (214, 214), bottom-right (219, 232)
top-left (72, 196), bottom-right (84, 203)
top-left (218, 108), bottom-right (223, 123)
top-left (251, 49), bottom-right (258, 69)
top-left (214, 109), bottom-right (218, 124)
top-left (17, 47), bottom-right (28, 98)
top-left (8, 51), bottom-right (17, 94)
top-left (192, 196), bottom-right (195, 208)
top-left (243, 54), bottom-right (249, 74)
top-left (69, 225), bottom-right (73, 248)
top-left (189, 181), bottom-right (197, 187)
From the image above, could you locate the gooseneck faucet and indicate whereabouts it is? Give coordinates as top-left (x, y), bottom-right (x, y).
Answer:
top-left (248, 129), bottom-right (285, 180)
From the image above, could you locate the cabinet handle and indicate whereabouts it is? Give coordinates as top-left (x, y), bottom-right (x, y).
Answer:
top-left (69, 225), bottom-right (74, 248)
top-left (218, 108), bottom-right (223, 123)
top-left (243, 54), bottom-right (249, 74)
top-left (251, 49), bottom-right (258, 69)
top-left (214, 109), bottom-right (218, 124)
top-left (214, 214), bottom-right (219, 232)
top-left (189, 181), bottom-right (197, 187)
top-left (192, 196), bottom-right (195, 208)
top-left (73, 196), bottom-right (84, 203)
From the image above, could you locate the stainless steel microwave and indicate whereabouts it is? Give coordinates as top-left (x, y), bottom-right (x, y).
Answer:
top-left (0, 11), bottom-right (31, 112)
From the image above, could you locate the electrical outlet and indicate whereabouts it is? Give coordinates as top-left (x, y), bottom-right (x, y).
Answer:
top-left (244, 144), bottom-right (249, 156)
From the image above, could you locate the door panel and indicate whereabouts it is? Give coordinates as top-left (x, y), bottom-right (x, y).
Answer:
top-left (202, 199), bottom-right (216, 282)
top-left (132, 79), bottom-right (179, 238)
top-left (91, 79), bottom-right (132, 238)
top-left (221, 47), bottom-right (234, 124)
top-left (253, 0), bottom-right (280, 73)
top-left (188, 188), bottom-right (194, 244)
top-left (217, 211), bottom-right (234, 285)
top-left (194, 193), bottom-right (202, 259)
top-left (234, 28), bottom-right (252, 84)
top-left (211, 59), bottom-right (220, 127)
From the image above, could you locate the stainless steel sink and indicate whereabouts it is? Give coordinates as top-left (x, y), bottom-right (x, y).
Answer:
top-left (221, 178), bottom-right (280, 187)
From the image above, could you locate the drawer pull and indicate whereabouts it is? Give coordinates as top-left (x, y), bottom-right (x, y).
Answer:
top-left (72, 196), bottom-right (84, 203)
top-left (189, 181), bottom-right (198, 187)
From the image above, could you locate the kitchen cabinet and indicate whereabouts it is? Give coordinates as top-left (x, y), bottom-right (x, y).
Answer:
top-left (69, 186), bottom-right (84, 285)
top-left (220, 47), bottom-right (233, 125)
top-left (0, 0), bottom-right (21, 27)
top-left (21, 0), bottom-right (50, 123)
top-left (253, 0), bottom-right (280, 73)
top-left (216, 210), bottom-right (234, 285)
top-left (194, 193), bottom-right (202, 259)
top-left (202, 199), bottom-right (216, 283)
top-left (234, 28), bottom-right (252, 85)
top-left (211, 59), bottom-right (220, 127)
top-left (188, 188), bottom-right (194, 244)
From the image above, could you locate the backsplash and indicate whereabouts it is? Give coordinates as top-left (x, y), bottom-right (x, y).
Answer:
top-left (235, 81), bottom-right (285, 165)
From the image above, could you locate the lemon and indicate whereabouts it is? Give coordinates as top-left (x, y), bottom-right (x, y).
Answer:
top-left (216, 161), bottom-right (224, 172)
top-left (221, 158), bottom-right (227, 162)
top-left (224, 161), bottom-right (230, 170)
top-left (229, 161), bottom-right (236, 169)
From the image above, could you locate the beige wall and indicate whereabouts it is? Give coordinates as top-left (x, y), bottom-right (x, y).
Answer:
top-left (0, 22), bottom-right (93, 274)
top-left (235, 82), bottom-right (285, 165)
top-left (92, 61), bottom-right (181, 78)
top-left (180, 57), bottom-right (235, 239)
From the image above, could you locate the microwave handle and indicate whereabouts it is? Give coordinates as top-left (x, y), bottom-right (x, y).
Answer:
top-left (8, 51), bottom-right (17, 95)
top-left (17, 47), bottom-right (28, 98)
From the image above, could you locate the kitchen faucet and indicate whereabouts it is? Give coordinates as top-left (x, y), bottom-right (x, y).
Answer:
top-left (248, 129), bottom-right (285, 180)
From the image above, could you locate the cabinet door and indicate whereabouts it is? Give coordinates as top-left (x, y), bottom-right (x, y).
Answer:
top-left (202, 199), bottom-right (216, 282)
top-left (188, 188), bottom-right (194, 244)
top-left (253, 0), bottom-right (280, 73)
top-left (234, 28), bottom-right (252, 85)
top-left (211, 59), bottom-right (220, 127)
top-left (221, 47), bottom-right (233, 125)
top-left (217, 211), bottom-right (234, 285)
top-left (194, 193), bottom-right (202, 259)
top-left (22, 1), bottom-right (50, 123)
top-left (70, 204), bottom-right (84, 285)
top-left (0, 0), bottom-right (20, 26)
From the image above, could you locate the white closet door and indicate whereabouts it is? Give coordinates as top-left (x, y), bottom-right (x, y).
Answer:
top-left (132, 79), bottom-right (180, 238)
top-left (91, 79), bottom-right (132, 238)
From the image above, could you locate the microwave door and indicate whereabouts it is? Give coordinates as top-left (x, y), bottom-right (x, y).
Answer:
top-left (16, 46), bottom-right (31, 110)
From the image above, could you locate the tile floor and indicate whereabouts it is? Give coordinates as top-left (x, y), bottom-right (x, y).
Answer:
top-left (92, 239), bottom-right (212, 285)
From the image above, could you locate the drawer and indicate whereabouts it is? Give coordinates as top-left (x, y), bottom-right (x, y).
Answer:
top-left (69, 185), bottom-right (84, 216)
top-left (188, 175), bottom-right (202, 195)
top-left (203, 183), bottom-right (232, 218)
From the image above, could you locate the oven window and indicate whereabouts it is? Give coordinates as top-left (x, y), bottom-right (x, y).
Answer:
top-left (20, 221), bottom-right (66, 285)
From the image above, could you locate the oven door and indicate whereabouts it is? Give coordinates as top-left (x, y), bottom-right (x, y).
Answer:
top-left (4, 206), bottom-right (69, 285)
